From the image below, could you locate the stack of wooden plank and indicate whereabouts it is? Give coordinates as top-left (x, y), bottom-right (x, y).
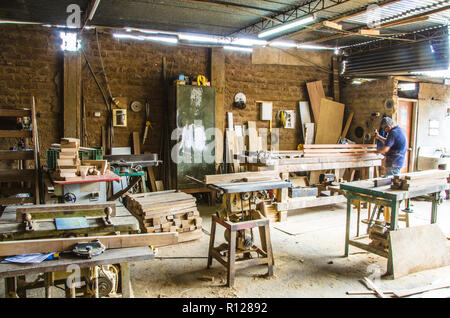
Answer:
top-left (55, 138), bottom-right (109, 181)
top-left (124, 190), bottom-right (203, 243)
top-left (303, 144), bottom-right (378, 158)
top-left (57, 138), bottom-right (81, 179)
top-left (390, 170), bottom-right (450, 190)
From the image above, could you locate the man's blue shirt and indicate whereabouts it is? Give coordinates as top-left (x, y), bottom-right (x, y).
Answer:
top-left (384, 126), bottom-right (407, 168)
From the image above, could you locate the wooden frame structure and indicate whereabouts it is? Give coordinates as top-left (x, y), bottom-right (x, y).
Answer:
top-left (341, 179), bottom-right (449, 277)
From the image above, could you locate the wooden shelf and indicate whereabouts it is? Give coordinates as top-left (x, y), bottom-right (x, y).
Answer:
top-left (0, 130), bottom-right (32, 138)
top-left (0, 169), bottom-right (36, 182)
top-left (0, 197), bottom-right (35, 205)
top-left (0, 187), bottom-right (33, 196)
top-left (0, 150), bottom-right (34, 160)
top-left (0, 108), bottom-right (31, 117)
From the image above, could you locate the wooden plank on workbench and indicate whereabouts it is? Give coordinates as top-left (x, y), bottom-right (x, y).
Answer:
top-left (205, 171), bottom-right (280, 184)
top-left (16, 202), bottom-right (116, 222)
top-left (0, 233), bottom-right (179, 256)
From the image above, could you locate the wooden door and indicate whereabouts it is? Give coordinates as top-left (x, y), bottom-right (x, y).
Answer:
top-left (397, 100), bottom-right (413, 173)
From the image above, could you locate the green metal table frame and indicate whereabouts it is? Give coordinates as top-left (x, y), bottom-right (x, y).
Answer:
top-left (341, 180), bottom-right (449, 276)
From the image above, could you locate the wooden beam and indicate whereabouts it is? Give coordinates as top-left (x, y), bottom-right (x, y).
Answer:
top-left (360, 29), bottom-right (380, 35)
top-left (211, 48), bottom-right (225, 170)
top-left (63, 52), bottom-right (82, 139)
top-left (0, 130), bottom-right (32, 138)
top-left (0, 108), bottom-right (31, 117)
top-left (323, 21), bottom-right (342, 30)
top-left (283, 0), bottom-right (403, 39)
top-left (0, 233), bottom-right (179, 257)
top-left (16, 202), bottom-right (117, 222)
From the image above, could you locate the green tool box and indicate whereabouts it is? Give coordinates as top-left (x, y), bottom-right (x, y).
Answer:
top-left (46, 147), bottom-right (103, 169)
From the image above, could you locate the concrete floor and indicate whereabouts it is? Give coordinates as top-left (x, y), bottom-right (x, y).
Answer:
top-left (130, 198), bottom-right (450, 298)
top-left (1, 199), bottom-right (449, 298)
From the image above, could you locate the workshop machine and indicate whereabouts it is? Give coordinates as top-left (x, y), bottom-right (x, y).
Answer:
top-left (0, 202), bottom-right (139, 297)
top-left (188, 175), bottom-right (292, 286)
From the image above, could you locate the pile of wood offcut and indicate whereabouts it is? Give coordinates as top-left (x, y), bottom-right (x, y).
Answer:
top-left (391, 169), bottom-right (450, 190)
top-left (124, 190), bottom-right (203, 244)
top-left (55, 138), bottom-right (109, 181)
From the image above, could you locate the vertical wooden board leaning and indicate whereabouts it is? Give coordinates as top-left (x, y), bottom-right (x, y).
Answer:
top-left (306, 81), bottom-right (325, 124)
top-left (314, 98), bottom-right (345, 144)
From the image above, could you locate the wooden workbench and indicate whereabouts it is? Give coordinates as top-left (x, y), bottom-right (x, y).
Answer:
top-left (0, 246), bottom-right (154, 298)
top-left (341, 178), bottom-right (449, 277)
top-left (0, 204), bottom-right (140, 241)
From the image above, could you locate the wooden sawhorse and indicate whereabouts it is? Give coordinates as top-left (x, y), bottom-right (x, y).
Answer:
top-left (207, 215), bottom-right (274, 287)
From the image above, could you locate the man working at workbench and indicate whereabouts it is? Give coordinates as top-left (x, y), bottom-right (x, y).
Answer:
top-left (374, 116), bottom-right (407, 176)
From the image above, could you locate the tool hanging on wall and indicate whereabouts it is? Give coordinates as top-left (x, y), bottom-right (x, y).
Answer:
top-left (197, 75), bottom-right (207, 86)
top-left (142, 100), bottom-right (153, 145)
top-left (233, 92), bottom-right (246, 109)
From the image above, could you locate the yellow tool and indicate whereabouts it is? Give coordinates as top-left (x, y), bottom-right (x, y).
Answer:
top-left (197, 75), bottom-right (207, 86)
top-left (142, 100), bottom-right (152, 145)
top-left (142, 120), bottom-right (152, 144)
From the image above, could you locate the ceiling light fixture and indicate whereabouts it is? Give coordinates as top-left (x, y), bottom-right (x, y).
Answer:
top-left (223, 46), bottom-right (253, 53)
top-left (297, 44), bottom-right (335, 50)
top-left (258, 15), bottom-right (314, 38)
top-left (178, 33), bottom-right (231, 44)
top-left (269, 41), bottom-right (298, 48)
top-left (113, 33), bottom-right (178, 44)
top-left (231, 38), bottom-right (267, 46)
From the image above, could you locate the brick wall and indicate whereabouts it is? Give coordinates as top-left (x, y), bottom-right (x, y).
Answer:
top-left (0, 25), bottom-right (334, 162)
top-left (81, 30), bottom-right (209, 155)
top-left (341, 77), bottom-right (397, 143)
top-left (224, 51), bottom-right (331, 150)
top-left (0, 25), bottom-right (62, 159)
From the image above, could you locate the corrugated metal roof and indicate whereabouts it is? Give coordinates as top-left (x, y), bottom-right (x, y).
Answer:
top-left (0, 0), bottom-right (448, 45)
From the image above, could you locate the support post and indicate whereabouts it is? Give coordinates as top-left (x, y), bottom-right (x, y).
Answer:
top-left (63, 52), bottom-right (82, 139)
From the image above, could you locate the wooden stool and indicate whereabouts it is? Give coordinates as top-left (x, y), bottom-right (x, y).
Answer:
top-left (207, 215), bottom-right (274, 287)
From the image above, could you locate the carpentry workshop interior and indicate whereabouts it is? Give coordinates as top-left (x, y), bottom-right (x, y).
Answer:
top-left (0, 0), bottom-right (450, 301)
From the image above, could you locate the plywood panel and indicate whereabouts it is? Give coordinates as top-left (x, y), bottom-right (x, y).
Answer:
top-left (314, 98), bottom-right (345, 144)
top-left (247, 121), bottom-right (258, 152)
top-left (389, 224), bottom-right (450, 278)
top-left (306, 81), bottom-right (325, 123)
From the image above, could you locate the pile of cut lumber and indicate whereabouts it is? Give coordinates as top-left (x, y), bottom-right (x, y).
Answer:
top-left (55, 138), bottom-right (109, 181)
top-left (124, 190), bottom-right (203, 243)
top-left (391, 169), bottom-right (450, 190)
top-left (303, 144), bottom-right (378, 158)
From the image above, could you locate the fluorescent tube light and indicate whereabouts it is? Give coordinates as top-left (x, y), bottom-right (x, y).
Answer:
top-left (258, 16), bottom-right (314, 38)
top-left (223, 46), bottom-right (253, 53)
top-left (113, 33), bottom-right (178, 44)
top-left (297, 44), bottom-right (335, 50)
top-left (179, 33), bottom-right (231, 44)
top-left (231, 38), bottom-right (267, 46)
top-left (269, 41), bottom-right (297, 48)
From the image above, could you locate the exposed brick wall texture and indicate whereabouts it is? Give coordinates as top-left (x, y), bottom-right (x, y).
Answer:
top-left (0, 25), bottom-right (334, 164)
top-left (341, 77), bottom-right (397, 144)
top-left (224, 51), bottom-right (331, 150)
top-left (0, 25), bottom-right (62, 161)
top-left (81, 30), bottom-right (209, 155)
